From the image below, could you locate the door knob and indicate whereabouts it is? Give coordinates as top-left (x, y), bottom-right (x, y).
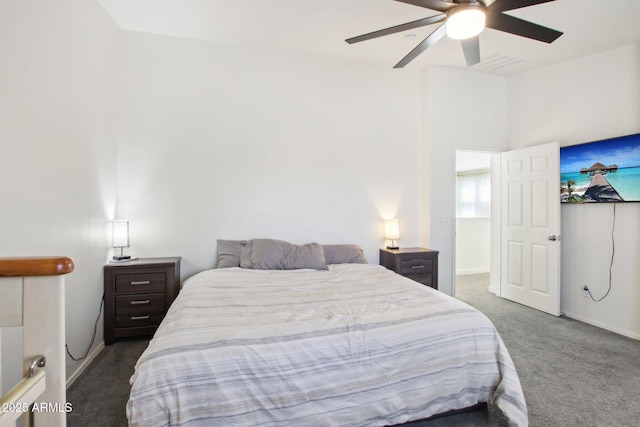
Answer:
top-left (547, 235), bottom-right (557, 241)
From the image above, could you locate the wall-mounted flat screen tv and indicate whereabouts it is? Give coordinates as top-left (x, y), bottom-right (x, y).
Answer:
top-left (560, 132), bottom-right (640, 203)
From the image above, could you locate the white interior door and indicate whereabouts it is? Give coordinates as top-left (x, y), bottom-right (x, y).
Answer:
top-left (501, 142), bottom-right (561, 316)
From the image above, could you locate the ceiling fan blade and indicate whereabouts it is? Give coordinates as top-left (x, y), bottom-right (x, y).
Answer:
top-left (487, 0), bottom-right (557, 13)
top-left (486, 13), bottom-right (562, 43)
top-left (461, 36), bottom-right (481, 67)
top-left (393, 0), bottom-right (458, 13)
top-left (346, 14), bottom-right (445, 44)
top-left (394, 23), bottom-right (447, 68)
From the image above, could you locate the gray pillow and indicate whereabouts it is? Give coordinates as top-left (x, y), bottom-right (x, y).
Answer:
top-left (215, 239), bottom-right (244, 268)
top-left (283, 242), bottom-right (328, 270)
top-left (322, 244), bottom-right (368, 264)
top-left (240, 239), bottom-right (328, 270)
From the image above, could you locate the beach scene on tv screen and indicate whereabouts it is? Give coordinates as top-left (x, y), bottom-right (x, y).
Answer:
top-left (560, 133), bottom-right (640, 203)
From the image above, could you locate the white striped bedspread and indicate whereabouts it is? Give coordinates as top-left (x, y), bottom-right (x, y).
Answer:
top-left (127, 264), bottom-right (527, 426)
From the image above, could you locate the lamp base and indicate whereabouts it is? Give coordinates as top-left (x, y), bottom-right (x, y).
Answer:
top-left (112, 255), bottom-right (131, 261)
top-left (386, 246), bottom-right (399, 250)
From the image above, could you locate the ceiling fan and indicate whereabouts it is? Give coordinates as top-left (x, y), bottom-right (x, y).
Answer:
top-left (346, 0), bottom-right (563, 68)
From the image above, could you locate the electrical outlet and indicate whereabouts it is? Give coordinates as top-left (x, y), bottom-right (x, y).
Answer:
top-left (583, 286), bottom-right (589, 297)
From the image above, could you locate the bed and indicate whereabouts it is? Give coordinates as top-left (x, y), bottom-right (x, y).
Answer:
top-left (127, 240), bottom-right (527, 426)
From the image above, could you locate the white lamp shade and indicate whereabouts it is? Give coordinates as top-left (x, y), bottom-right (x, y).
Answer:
top-left (384, 218), bottom-right (400, 240)
top-left (113, 220), bottom-right (129, 248)
top-left (446, 5), bottom-right (485, 40)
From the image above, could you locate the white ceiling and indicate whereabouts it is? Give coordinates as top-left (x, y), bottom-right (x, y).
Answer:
top-left (98, 0), bottom-right (640, 76)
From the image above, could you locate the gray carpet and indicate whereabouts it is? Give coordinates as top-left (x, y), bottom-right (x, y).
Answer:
top-left (67, 274), bottom-right (640, 426)
top-left (67, 337), bottom-right (148, 427)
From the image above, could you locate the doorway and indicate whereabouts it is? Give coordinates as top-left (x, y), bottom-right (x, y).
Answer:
top-left (454, 150), bottom-right (500, 299)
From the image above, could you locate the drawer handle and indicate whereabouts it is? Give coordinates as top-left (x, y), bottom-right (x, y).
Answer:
top-left (412, 265), bottom-right (425, 269)
top-left (130, 300), bottom-right (150, 305)
top-left (130, 315), bottom-right (150, 321)
top-left (130, 280), bottom-right (151, 286)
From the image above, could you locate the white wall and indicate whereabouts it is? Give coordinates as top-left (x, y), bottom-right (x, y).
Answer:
top-left (455, 218), bottom-right (490, 275)
top-left (116, 32), bottom-right (423, 279)
top-left (421, 67), bottom-right (509, 295)
top-left (509, 44), bottom-right (640, 338)
top-left (0, 0), bottom-right (120, 385)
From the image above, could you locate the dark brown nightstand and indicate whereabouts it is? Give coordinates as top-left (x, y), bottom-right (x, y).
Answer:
top-left (380, 248), bottom-right (439, 290)
top-left (104, 257), bottom-right (181, 345)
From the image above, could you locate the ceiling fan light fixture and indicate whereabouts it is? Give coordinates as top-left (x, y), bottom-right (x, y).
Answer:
top-left (446, 3), bottom-right (486, 40)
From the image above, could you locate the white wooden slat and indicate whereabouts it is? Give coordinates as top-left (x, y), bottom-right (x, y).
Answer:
top-left (0, 278), bottom-right (23, 328)
top-left (23, 275), bottom-right (66, 427)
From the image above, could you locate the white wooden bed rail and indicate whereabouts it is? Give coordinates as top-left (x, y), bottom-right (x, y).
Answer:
top-left (0, 257), bottom-right (74, 427)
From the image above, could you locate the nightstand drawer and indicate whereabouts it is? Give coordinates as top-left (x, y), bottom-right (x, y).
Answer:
top-left (116, 293), bottom-right (166, 313)
top-left (400, 258), bottom-right (433, 275)
top-left (409, 274), bottom-right (433, 287)
top-left (115, 272), bottom-right (166, 293)
top-left (115, 312), bottom-right (165, 328)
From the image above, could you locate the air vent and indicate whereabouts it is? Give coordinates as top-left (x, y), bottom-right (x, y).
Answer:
top-left (472, 53), bottom-right (526, 70)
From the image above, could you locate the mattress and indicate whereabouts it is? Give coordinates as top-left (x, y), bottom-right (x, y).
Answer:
top-left (127, 263), bottom-right (527, 426)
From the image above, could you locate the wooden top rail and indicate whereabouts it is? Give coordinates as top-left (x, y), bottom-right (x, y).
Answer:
top-left (0, 257), bottom-right (74, 277)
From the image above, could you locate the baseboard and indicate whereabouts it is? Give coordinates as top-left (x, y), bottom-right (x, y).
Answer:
top-left (562, 311), bottom-right (640, 341)
top-left (455, 269), bottom-right (490, 276)
top-left (66, 341), bottom-right (105, 388)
